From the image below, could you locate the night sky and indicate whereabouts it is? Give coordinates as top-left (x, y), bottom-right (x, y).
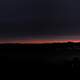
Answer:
top-left (0, 0), bottom-right (80, 43)
top-left (0, 0), bottom-right (32, 38)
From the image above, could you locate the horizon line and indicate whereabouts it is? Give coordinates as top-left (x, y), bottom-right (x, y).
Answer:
top-left (0, 40), bottom-right (80, 44)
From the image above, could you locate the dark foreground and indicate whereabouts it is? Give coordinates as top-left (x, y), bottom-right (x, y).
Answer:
top-left (1, 42), bottom-right (80, 72)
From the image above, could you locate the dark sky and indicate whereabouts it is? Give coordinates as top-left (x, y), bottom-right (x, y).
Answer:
top-left (0, 0), bottom-right (32, 39)
top-left (32, 0), bottom-right (80, 35)
top-left (0, 0), bottom-right (80, 42)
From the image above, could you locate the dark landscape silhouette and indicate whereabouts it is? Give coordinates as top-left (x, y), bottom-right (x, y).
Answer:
top-left (0, 42), bottom-right (80, 72)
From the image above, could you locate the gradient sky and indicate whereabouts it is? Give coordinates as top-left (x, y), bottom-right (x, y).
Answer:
top-left (0, 0), bottom-right (80, 43)
top-left (32, 0), bottom-right (80, 35)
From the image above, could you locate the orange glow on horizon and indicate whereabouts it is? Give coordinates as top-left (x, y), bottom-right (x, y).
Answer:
top-left (0, 39), bottom-right (80, 44)
top-left (22, 40), bottom-right (80, 44)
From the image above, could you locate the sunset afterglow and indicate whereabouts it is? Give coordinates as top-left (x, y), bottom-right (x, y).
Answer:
top-left (0, 39), bottom-right (80, 44)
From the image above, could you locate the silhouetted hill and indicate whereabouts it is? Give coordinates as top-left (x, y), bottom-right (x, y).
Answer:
top-left (0, 42), bottom-right (80, 72)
